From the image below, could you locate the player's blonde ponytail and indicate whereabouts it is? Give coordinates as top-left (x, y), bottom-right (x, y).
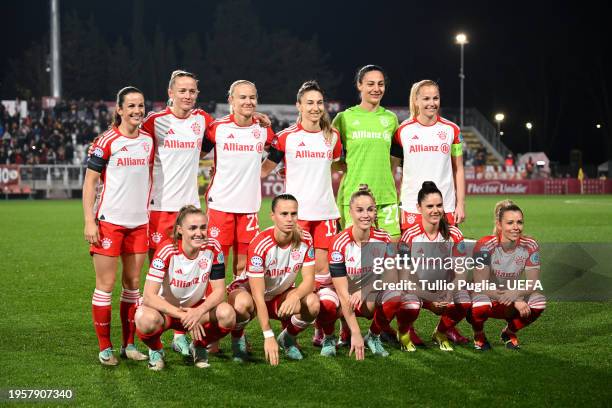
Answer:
top-left (494, 200), bottom-right (524, 235)
top-left (296, 80), bottom-right (333, 145)
top-left (408, 80), bottom-right (439, 120)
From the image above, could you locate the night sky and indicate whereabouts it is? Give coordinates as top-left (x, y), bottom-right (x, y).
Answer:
top-left (2, 0), bottom-right (611, 165)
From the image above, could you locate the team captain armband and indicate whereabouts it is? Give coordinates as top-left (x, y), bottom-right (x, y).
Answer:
top-left (87, 147), bottom-right (108, 173)
top-left (266, 146), bottom-right (284, 163)
top-left (201, 137), bottom-right (215, 154)
top-left (451, 142), bottom-right (463, 157)
top-left (210, 263), bottom-right (226, 280)
top-left (329, 262), bottom-right (348, 278)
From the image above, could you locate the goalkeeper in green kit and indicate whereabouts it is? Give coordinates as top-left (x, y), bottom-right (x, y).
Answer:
top-left (333, 65), bottom-right (401, 238)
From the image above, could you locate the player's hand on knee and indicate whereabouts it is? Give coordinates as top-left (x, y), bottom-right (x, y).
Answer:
top-left (278, 293), bottom-right (300, 318)
top-left (514, 300), bottom-right (531, 318)
top-left (190, 323), bottom-right (205, 341)
top-left (264, 337), bottom-right (279, 366)
top-left (181, 307), bottom-right (204, 330)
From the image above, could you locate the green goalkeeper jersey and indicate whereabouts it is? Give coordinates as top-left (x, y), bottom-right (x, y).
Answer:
top-left (333, 105), bottom-right (399, 205)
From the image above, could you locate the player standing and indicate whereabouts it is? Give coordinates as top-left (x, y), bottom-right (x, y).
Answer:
top-left (468, 201), bottom-right (545, 350)
top-left (398, 182), bottom-right (471, 352)
top-left (83, 86), bottom-right (153, 365)
top-left (392, 80), bottom-right (468, 345)
top-left (226, 194), bottom-right (320, 365)
top-left (205, 80), bottom-right (275, 278)
top-left (261, 80), bottom-right (342, 349)
top-left (135, 206), bottom-right (235, 370)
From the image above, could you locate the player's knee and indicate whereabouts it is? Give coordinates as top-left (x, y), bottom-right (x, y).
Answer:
top-left (528, 292), bottom-right (547, 311)
top-left (305, 293), bottom-right (320, 317)
top-left (216, 302), bottom-right (236, 328)
top-left (471, 295), bottom-right (492, 319)
top-left (233, 293), bottom-right (254, 317)
top-left (135, 308), bottom-right (162, 333)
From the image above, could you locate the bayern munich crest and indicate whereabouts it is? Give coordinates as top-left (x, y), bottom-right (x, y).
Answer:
top-left (407, 214), bottom-right (416, 225)
top-left (291, 249), bottom-right (301, 261)
top-left (379, 117), bottom-right (390, 127)
top-left (440, 143), bottom-right (450, 154)
top-left (101, 237), bottom-right (112, 250)
top-left (152, 258), bottom-right (165, 270)
top-left (151, 232), bottom-right (163, 244)
top-left (198, 257), bottom-right (210, 270)
top-left (191, 122), bottom-right (201, 135)
top-left (437, 130), bottom-right (447, 140)
top-left (93, 147), bottom-right (104, 158)
top-left (209, 227), bottom-right (220, 238)
top-left (252, 128), bottom-right (261, 139)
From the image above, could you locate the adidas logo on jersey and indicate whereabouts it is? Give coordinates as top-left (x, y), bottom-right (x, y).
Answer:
top-left (167, 128), bottom-right (175, 135)
top-left (298, 141), bottom-right (306, 147)
top-left (346, 256), bottom-right (355, 262)
top-left (412, 135), bottom-right (419, 140)
top-left (352, 120), bottom-right (360, 126)
top-left (120, 146), bottom-right (129, 152)
top-left (227, 134), bottom-right (235, 139)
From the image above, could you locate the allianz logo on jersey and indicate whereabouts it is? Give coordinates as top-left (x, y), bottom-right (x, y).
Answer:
top-left (163, 139), bottom-right (201, 150)
top-left (116, 157), bottom-right (148, 166)
top-left (224, 141), bottom-right (264, 153)
top-left (350, 131), bottom-right (391, 142)
top-left (408, 143), bottom-right (450, 154)
top-left (295, 141), bottom-right (332, 160)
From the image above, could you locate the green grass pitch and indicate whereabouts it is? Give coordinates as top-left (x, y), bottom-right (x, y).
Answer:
top-left (0, 195), bottom-right (611, 406)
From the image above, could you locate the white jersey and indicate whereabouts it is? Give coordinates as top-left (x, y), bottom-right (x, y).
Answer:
top-left (88, 127), bottom-right (154, 228)
top-left (328, 227), bottom-right (392, 294)
top-left (270, 124), bottom-right (342, 220)
top-left (205, 115), bottom-right (275, 213)
top-left (400, 223), bottom-right (466, 282)
top-left (146, 239), bottom-right (225, 307)
top-left (237, 227), bottom-right (315, 301)
top-left (142, 108), bottom-right (214, 211)
top-left (394, 116), bottom-right (462, 213)
top-left (473, 235), bottom-right (540, 286)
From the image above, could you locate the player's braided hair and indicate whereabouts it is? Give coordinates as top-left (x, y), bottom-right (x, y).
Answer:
top-left (408, 79), bottom-right (439, 120)
top-left (172, 205), bottom-right (204, 246)
top-left (349, 184), bottom-right (379, 229)
top-left (296, 80), bottom-right (334, 145)
top-left (417, 181), bottom-right (450, 240)
top-left (495, 201), bottom-right (523, 235)
top-left (271, 194), bottom-right (302, 249)
top-left (227, 80), bottom-right (257, 114)
top-left (111, 86), bottom-right (143, 128)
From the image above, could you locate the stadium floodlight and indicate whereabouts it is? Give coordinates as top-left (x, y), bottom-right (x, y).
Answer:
top-left (495, 113), bottom-right (504, 137)
top-left (596, 124), bottom-right (602, 129)
top-left (455, 33), bottom-right (468, 128)
top-left (526, 122), bottom-right (533, 152)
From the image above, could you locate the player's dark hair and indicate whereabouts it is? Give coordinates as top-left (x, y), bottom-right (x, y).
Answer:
top-left (417, 181), bottom-right (449, 240)
top-left (296, 80), bottom-right (333, 145)
top-left (111, 86), bottom-right (143, 128)
top-left (349, 184), bottom-right (379, 229)
top-left (271, 194), bottom-right (302, 249)
top-left (355, 64), bottom-right (388, 87)
top-left (172, 205), bottom-right (205, 246)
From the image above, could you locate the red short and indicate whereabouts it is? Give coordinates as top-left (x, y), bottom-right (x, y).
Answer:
top-left (90, 221), bottom-right (148, 256)
top-left (160, 299), bottom-right (205, 332)
top-left (298, 219), bottom-right (339, 249)
top-left (264, 292), bottom-right (289, 320)
top-left (148, 211), bottom-right (178, 251)
top-left (401, 211), bottom-right (456, 232)
top-left (207, 208), bottom-right (259, 250)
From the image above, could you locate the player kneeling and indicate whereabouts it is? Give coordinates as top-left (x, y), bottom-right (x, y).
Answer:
top-left (468, 200), bottom-right (545, 351)
top-left (227, 194), bottom-right (320, 366)
top-left (135, 206), bottom-right (235, 370)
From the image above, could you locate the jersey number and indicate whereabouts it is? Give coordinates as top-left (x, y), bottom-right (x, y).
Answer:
top-left (381, 205), bottom-right (398, 226)
top-left (324, 220), bottom-right (336, 237)
top-left (246, 214), bottom-right (259, 231)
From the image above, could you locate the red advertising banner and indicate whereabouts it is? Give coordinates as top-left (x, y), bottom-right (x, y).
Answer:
top-left (0, 165), bottom-right (20, 188)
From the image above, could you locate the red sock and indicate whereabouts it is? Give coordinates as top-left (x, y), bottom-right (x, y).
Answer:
top-left (174, 330), bottom-right (186, 336)
top-left (199, 322), bottom-right (232, 347)
top-left (469, 297), bottom-right (492, 332)
top-left (437, 302), bottom-right (470, 333)
top-left (508, 307), bottom-right (544, 332)
top-left (92, 289), bottom-right (112, 351)
top-left (287, 315), bottom-right (311, 336)
top-left (137, 325), bottom-right (164, 350)
top-left (397, 306), bottom-right (420, 334)
top-left (370, 301), bottom-right (400, 335)
top-left (317, 299), bottom-right (338, 336)
top-left (120, 288), bottom-right (140, 347)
